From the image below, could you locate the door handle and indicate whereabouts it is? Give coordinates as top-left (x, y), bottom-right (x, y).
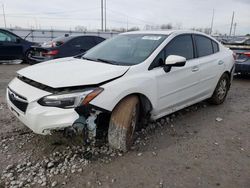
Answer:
top-left (191, 66), bottom-right (199, 72)
top-left (218, 60), bottom-right (224, 65)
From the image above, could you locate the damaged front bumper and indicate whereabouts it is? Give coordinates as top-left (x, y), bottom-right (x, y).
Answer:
top-left (6, 77), bottom-right (107, 136)
top-left (7, 88), bottom-right (79, 135)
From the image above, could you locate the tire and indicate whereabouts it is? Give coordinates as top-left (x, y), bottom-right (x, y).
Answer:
top-left (24, 49), bottom-right (37, 65)
top-left (108, 95), bottom-right (140, 152)
top-left (209, 73), bottom-right (230, 105)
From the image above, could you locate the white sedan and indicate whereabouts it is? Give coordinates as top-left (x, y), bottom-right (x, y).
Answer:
top-left (6, 30), bottom-right (235, 151)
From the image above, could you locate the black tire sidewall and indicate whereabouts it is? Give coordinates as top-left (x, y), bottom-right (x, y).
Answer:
top-left (211, 74), bottom-right (230, 104)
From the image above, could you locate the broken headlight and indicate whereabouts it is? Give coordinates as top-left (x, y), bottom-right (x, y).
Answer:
top-left (38, 88), bottom-right (103, 108)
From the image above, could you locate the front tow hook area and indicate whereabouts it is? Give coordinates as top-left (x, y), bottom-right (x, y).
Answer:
top-left (64, 109), bottom-right (101, 145)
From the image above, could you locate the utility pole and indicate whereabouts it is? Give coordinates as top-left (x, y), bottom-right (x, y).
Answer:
top-left (2, 3), bottom-right (6, 28)
top-left (229, 11), bottom-right (235, 36)
top-left (104, 0), bottom-right (107, 31)
top-left (233, 23), bottom-right (237, 36)
top-left (210, 9), bottom-right (215, 35)
top-left (126, 17), bottom-right (128, 31)
top-left (101, 0), bottom-right (104, 31)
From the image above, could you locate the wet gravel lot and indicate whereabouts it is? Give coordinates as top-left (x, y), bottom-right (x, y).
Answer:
top-left (0, 64), bottom-right (250, 188)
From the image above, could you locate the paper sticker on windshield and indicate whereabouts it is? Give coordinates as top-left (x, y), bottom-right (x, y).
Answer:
top-left (142, 36), bottom-right (162, 40)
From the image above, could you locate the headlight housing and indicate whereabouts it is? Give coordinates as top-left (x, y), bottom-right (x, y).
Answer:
top-left (38, 88), bottom-right (103, 108)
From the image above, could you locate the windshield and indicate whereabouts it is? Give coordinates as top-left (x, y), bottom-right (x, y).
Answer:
top-left (82, 34), bottom-right (167, 65)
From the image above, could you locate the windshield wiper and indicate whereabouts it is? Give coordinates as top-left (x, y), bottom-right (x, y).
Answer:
top-left (82, 56), bottom-right (121, 65)
top-left (96, 58), bottom-right (116, 65)
top-left (81, 56), bottom-right (96, 61)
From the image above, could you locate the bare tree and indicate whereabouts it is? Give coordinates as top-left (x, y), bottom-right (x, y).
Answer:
top-left (128, 27), bottom-right (140, 31)
top-left (75, 25), bottom-right (87, 32)
top-left (160, 23), bottom-right (173, 30)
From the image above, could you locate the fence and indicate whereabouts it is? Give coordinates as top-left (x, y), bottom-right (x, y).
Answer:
top-left (7, 28), bottom-right (119, 43)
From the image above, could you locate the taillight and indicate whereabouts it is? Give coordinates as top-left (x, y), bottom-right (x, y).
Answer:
top-left (42, 50), bottom-right (59, 56)
top-left (243, 52), bottom-right (250, 58)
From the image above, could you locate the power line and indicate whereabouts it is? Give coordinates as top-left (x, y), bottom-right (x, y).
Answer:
top-left (1, 8), bottom-right (100, 16)
top-left (106, 8), bottom-right (155, 25)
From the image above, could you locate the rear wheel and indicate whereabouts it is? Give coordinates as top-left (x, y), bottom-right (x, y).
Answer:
top-left (23, 49), bottom-right (33, 65)
top-left (108, 95), bottom-right (140, 152)
top-left (209, 73), bottom-right (230, 105)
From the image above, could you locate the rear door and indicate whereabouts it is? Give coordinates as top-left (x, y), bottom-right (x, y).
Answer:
top-left (0, 30), bottom-right (23, 60)
top-left (193, 35), bottom-right (222, 95)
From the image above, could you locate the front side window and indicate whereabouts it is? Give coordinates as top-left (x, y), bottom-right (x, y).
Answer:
top-left (149, 34), bottom-right (194, 70)
top-left (165, 35), bottom-right (194, 60)
top-left (82, 34), bottom-right (167, 66)
top-left (195, 35), bottom-right (213, 57)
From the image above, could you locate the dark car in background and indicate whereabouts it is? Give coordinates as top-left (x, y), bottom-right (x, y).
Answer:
top-left (26, 35), bottom-right (105, 64)
top-left (234, 48), bottom-right (250, 75)
top-left (224, 37), bottom-right (250, 75)
top-left (0, 28), bottom-right (35, 63)
top-left (225, 37), bottom-right (250, 46)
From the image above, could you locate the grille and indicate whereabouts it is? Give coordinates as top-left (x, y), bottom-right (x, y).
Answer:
top-left (8, 88), bottom-right (28, 113)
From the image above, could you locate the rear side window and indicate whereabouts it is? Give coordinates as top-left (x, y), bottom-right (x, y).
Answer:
top-left (212, 41), bottom-right (219, 53)
top-left (69, 36), bottom-right (96, 50)
top-left (245, 39), bottom-right (250, 45)
top-left (165, 35), bottom-right (194, 60)
top-left (195, 35), bottom-right (213, 57)
top-left (79, 37), bottom-right (96, 49)
top-left (94, 37), bottom-right (105, 44)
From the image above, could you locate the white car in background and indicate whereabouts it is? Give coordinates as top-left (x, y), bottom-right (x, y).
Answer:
top-left (6, 30), bottom-right (235, 151)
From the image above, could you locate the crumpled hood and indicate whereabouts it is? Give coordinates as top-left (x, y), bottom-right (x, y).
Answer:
top-left (18, 57), bottom-right (129, 88)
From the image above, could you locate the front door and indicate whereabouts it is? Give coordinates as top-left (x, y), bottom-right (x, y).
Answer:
top-left (0, 30), bottom-right (23, 60)
top-left (151, 34), bottom-right (203, 118)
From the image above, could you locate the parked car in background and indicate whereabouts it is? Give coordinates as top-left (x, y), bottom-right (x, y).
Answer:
top-left (229, 46), bottom-right (250, 75)
top-left (0, 28), bottom-right (35, 63)
top-left (7, 30), bottom-right (235, 151)
top-left (224, 37), bottom-right (250, 75)
top-left (26, 35), bottom-right (105, 64)
top-left (224, 37), bottom-right (250, 45)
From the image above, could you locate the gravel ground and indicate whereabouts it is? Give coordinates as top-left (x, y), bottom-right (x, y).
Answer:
top-left (0, 64), bottom-right (249, 188)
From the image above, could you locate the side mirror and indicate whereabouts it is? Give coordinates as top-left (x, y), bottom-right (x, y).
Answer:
top-left (16, 38), bottom-right (21, 43)
top-left (164, 55), bottom-right (186, 72)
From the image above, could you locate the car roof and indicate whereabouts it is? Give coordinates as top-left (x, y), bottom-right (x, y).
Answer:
top-left (52, 35), bottom-right (104, 42)
top-left (121, 30), bottom-right (209, 36)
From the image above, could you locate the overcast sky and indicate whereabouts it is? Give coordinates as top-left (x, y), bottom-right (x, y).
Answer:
top-left (0, 0), bottom-right (249, 34)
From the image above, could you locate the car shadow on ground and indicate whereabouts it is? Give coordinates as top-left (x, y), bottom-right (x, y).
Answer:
top-left (234, 74), bottom-right (250, 80)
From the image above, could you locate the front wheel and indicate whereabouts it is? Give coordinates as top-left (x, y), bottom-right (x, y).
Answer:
top-left (108, 95), bottom-right (140, 152)
top-left (208, 73), bottom-right (230, 105)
